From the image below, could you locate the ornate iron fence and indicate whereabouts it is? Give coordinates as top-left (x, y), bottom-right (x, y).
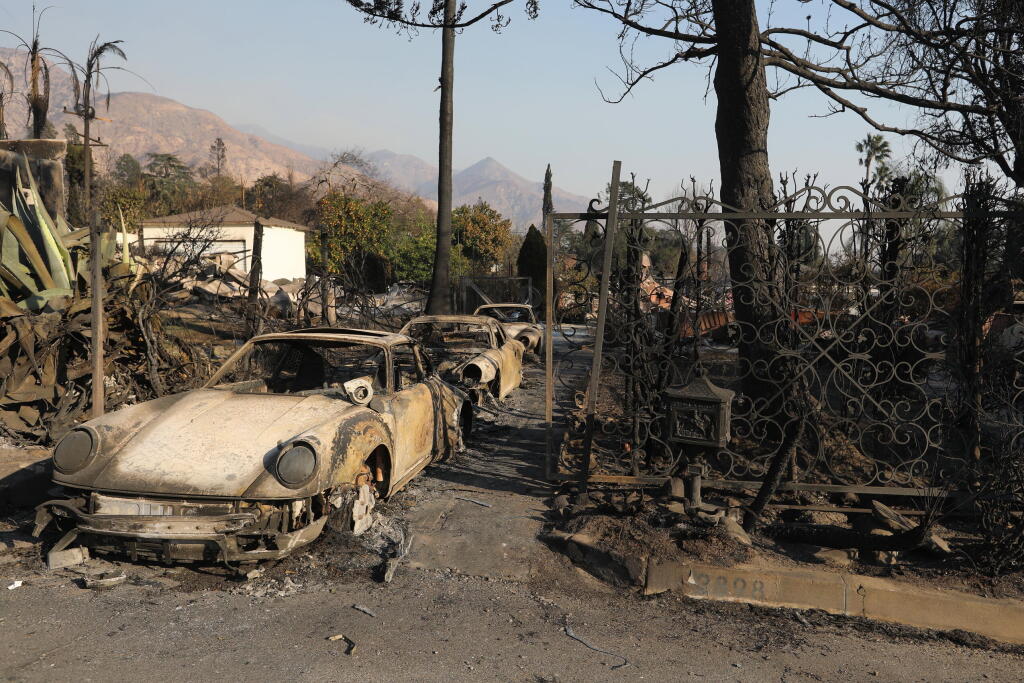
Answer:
top-left (544, 162), bottom-right (1024, 501)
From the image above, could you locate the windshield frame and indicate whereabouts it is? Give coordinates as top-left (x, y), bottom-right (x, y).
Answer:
top-left (205, 335), bottom-right (395, 394)
top-left (476, 304), bottom-right (536, 324)
top-left (403, 319), bottom-right (497, 352)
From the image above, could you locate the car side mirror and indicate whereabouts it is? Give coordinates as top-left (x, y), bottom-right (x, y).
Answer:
top-left (343, 377), bottom-right (374, 406)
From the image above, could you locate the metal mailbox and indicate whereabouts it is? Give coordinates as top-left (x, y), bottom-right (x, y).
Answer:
top-left (663, 373), bottom-right (735, 449)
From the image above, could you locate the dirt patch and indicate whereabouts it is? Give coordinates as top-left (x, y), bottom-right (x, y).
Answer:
top-left (563, 512), bottom-right (682, 564)
top-left (676, 524), bottom-right (754, 566)
top-left (549, 487), bottom-right (756, 580)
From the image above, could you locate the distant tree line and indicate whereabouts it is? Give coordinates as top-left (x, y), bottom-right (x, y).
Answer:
top-left (77, 139), bottom-right (518, 292)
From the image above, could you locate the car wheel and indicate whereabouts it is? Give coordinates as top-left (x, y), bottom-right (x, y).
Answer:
top-left (326, 483), bottom-right (376, 537)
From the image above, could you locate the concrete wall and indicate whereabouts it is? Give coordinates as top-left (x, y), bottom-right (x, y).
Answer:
top-left (261, 226), bottom-right (307, 282)
top-left (139, 223), bottom-right (306, 281)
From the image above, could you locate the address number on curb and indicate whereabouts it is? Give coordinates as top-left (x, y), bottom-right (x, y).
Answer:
top-left (689, 570), bottom-right (767, 601)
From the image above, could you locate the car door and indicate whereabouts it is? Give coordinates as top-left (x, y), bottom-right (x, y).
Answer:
top-left (491, 322), bottom-right (523, 397)
top-left (387, 343), bottom-right (436, 479)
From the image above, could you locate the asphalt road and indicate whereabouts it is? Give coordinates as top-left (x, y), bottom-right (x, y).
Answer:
top-left (1, 333), bottom-right (1022, 681)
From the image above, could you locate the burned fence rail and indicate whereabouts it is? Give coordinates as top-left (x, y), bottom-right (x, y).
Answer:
top-left (544, 172), bottom-right (1024, 510)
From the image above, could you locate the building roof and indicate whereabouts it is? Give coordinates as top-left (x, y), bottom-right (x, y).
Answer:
top-left (141, 205), bottom-right (312, 232)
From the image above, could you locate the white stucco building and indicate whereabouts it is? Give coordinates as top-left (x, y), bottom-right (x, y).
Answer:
top-left (140, 206), bottom-right (310, 281)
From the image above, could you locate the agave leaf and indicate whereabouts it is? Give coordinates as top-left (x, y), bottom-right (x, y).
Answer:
top-left (15, 167), bottom-right (71, 289)
top-left (3, 210), bottom-right (55, 291)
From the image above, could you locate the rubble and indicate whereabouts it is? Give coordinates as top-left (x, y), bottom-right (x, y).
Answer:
top-left (352, 604), bottom-right (377, 618)
top-left (46, 547), bottom-right (89, 569)
top-left (863, 529), bottom-right (900, 566)
top-left (721, 517), bottom-right (752, 547)
top-left (327, 633), bottom-right (357, 655)
top-left (83, 572), bottom-right (127, 590)
top-left (872, 500), bottom-right (952, 555)
top-left (812, 547), bottom-right (857, 568)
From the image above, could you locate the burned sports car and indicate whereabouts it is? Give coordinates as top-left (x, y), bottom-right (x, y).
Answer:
top-left (33, 328), bottom-right (472, 564)
top-left (473, 303), bottom-right (544, 355)
top-left (400, 315), bottom-right (523, 403)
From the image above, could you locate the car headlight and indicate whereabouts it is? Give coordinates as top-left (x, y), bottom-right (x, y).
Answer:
top-left (274, 444), bottom-right (318, 488)
top-left (53, 428), bottom-right (97, 474)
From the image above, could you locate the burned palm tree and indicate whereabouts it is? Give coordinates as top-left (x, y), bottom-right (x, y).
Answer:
top-left (0, 5), bottom-right (68, 139)
top-left (0, 60), bottom-right (13, 140)
top-left (66, 37), bottom-right (127, 218)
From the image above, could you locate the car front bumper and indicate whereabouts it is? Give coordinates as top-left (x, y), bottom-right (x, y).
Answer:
top-left (33, 492), bottom-right (328, 564)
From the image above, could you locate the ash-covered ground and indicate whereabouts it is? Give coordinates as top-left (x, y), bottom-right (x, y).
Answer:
top-left (2, 347), bottom-right (1023, 681)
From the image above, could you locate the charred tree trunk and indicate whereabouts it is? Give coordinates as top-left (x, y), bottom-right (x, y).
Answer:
top-left (954, 182), bottom-right (991, 462)
top-left (426, 0), bottom-right (456, 315)
top-left (712, 0), bottom-right (780, 405)
top-left (246, 219), bottom-right (264, 338)
top-left (29, 53), bottom-right (47, 140)
top-left (743, 410), bottom-right (805, 532)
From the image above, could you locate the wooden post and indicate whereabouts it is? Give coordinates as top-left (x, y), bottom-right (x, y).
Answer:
top-left (319, 222), bottom-right (330, 325)
top-left (81, 76), bottom-right (105, 418)
top-left (246, 219), bottom-right (264, 338)
top-left (544, 212), bottom-right (555, 479)
top-left (88, 224), bottom-right (104, 417)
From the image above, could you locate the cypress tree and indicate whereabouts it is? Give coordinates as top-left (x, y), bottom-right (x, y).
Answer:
top-left (517, 224), bottom-right (547, 309)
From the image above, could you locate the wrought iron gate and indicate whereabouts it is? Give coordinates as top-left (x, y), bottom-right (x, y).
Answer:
top-left (457, 276), bottom-right (534, 313)
top-left (544, 162), bottom-right (1024, 501)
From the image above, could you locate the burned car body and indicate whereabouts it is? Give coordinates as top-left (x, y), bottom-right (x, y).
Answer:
top-left (473, 303), bottom-right (543, 355)
top-left (401, 315), bottom-right (523, 403)
top-left (34, 328), bottom-right (472, 564)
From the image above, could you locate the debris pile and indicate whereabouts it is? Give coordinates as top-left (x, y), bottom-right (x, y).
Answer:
top-left (544, 478), bottom-right (959, 589)
top-left (544, 481), bottom-right (751, 586)
top-left (0, 150), bottom-right (213, 444)
top-left (0, 283), bottom-right (212, 443)
top-left (181, 252), bottom-right (299, 319)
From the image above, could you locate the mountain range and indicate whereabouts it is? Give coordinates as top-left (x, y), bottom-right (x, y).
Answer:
top-left (0, 46), bottom-right (589, 229)
top-left (233, 128), bottom-right (593, 229)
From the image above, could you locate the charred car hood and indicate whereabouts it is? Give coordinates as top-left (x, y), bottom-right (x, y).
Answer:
top-left (62, 389), bottom-right (360, 497)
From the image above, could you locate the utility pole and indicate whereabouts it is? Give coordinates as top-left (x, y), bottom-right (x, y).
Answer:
top-left (64, 102), bottom-right (108, 418)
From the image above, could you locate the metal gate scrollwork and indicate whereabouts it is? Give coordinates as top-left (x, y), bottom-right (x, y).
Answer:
top-left (544, 162), bottom-right (1024, 498)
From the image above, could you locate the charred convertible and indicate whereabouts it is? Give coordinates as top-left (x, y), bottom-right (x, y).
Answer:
top-left (33, 329), bottom-right (473, 565)
top-left (400, 315), bottom-right (523, 404)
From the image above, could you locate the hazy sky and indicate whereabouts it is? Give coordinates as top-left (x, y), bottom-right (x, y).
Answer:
top-left (1, 0), bottom-right (930, 199)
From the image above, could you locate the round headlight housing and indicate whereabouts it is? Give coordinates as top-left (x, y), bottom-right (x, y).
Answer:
top-left (53, 428), bottom-right (97, 474)
top-left (274, 444), bottom-right (317, 488)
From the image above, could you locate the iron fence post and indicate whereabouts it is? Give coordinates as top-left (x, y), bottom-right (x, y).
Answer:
top-left (579, 160), bottom-right (622, 488)
top-left (544, 212), bottom-right (555, 481)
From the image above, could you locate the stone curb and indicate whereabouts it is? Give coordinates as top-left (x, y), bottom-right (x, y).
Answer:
top-left (645, 559), bottom-right (1024, 646)
top-left (544, 530), bottom-right (1024, 645)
